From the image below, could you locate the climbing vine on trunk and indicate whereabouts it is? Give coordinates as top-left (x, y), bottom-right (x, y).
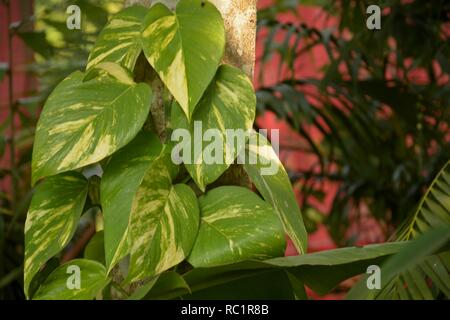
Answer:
top-left (24, 0), bottom-right (308, 299)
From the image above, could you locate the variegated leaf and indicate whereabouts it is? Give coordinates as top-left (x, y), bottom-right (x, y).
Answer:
top-left (187, 186), bottom-right (286, 267)
top-left (33, 259), bottom-right (109, 300)
top-left (127, 162), bottom-right (199, 282)
top-left (171, 64), bottom-right (256, 191)
top-left (101, 132), bottom-right (163, 271)
top-left (240, 131), bottom-right (308, 254)
top-left (101, 136), bottom-right (200, 281)
top-left (86, 5), bottom-right (148, 71)
top-left (24, 172), bottom-right (88, 298)
top-left (32, 70), bottom-right (152, 183)
top-left (141, 0), bottom-right (225, 120)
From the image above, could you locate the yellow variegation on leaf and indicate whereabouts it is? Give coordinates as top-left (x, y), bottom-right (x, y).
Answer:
top-left (188, 186), bottom-right (286, 267)
top-left (240, 130), bottom-right (308, 254)
top-left (101, 133), bottom-right (200, 282)
top-left (24, 172), bottom-right (88, 298)
top-left (86, 5), bottom-right (148, 71)
top-left (31, 69), bottom-right (152, 184)
top-left (171, 64), bottom-right (256, 191)
top-left (141, 0), bottom-right (225, 121)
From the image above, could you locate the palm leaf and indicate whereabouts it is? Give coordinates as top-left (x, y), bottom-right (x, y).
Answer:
top-left (349, 160), bottom-right (450, 300)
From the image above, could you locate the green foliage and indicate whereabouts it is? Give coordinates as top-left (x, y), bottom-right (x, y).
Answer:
top-left (256, 0), bottom-right (450, 243)
top-left (31, 69), bottom-right (152, 183)
top-left (33, 259), bottom-right (109, 300)
top-left (141, 0), bottom-right (225, 120)
top-left (348, 161), bottom-right (450, 299)
top-left (171, 65), bottom-right (256, 191)
top-left (24, 172), bottom-right (88, 297)
top-left (10, 0), bottom-right (449, 301)
top-left (24, 1), bottom-right (309, 299)
top-left (348, 226), bottom-right (450, 300)
top-left (188, 186), bottom-right (286, 267)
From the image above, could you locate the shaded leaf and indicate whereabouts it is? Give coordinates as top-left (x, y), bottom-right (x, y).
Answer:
top-left (24, 172), bottom-right (88, 297)
top-left (33, 259), bottom-right (109, 300)
top-left (101, 132), bottom-right (163, 270)
top-left (347, 226), bottom-right (450, 300)
top-left (84, 231), bottom-right (105, 265)
top-left (129, 271), bottom-right (190, 300)
top-left (184, 242), bottom-right (407, 297)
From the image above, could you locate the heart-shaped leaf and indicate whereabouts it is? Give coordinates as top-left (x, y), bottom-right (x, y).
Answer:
top-left (101, 134), bottom-right (200, 281)
top-left (141, 0), bottom-right (225, 120)
top-left (101, 132), bottom-right (163, 270)
top-left (188, 186), bottom-right (286, 267)
top-left (24, 172), bottom-right (88, 298)
top-left (32, 70), bottom-right (152, 183)
top-left (33, 259), bottom-right (109, 300)
top-left (171, 64), bottom-right (256, 191)
top-left (86, 5), bottom-right (148, 71)
top-left (127, 165), bottom-right (199, 282)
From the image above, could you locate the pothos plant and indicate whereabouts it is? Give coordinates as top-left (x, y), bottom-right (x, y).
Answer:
top-left (24, 0), bottom-right (426, 300)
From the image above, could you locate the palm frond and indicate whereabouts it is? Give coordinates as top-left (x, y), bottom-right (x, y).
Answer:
top-left (382, 160), bottom-right (450, 300)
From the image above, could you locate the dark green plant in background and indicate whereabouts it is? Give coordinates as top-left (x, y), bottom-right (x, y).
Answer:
top-left (1, 0), bottom-right (449, 300)
top-left (257, 0), bottom-right (450, 244)
top-left (0, 0), bottom-right (120, 300)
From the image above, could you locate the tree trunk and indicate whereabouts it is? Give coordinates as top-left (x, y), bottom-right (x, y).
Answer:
top-left (126, 0), bottom-right (256, 189)
top-left (126, 0), bottom-right (257, 79)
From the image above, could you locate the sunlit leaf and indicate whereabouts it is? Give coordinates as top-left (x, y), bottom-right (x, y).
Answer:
top-left (141, 0), bottom-right (225, 120)
top-left (101, 132), bottom-right (163, 270)
top-left (86, 6), bottom-right (148, 71)
top-left (171, 64), bottom-right (256, 191)
top-left (32, 70), bottom-right (152, 183)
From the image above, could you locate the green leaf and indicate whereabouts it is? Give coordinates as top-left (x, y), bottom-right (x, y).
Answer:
top-left (141, 0), bottom-right (225, 120)
top-left (184, 242), bottom-right (407, 298)
top-left (101, 134), bottom-right (200, 282)
top-left (101, 132), bottom-right (163, 270)
top-left (84, 231), bottom-right (105, 265)
top-left (86, 6), bottom-right (148, 71)
top-left (187, 186), bottom-right (286, 268)
top-left (127, 176), bottom-right (199, 282)
top-left (171, 64), bottom-right (256, 191)
top-left (241, 130), bottom-right (308, 254)
top-left (185, 269), bottom-right (302, 300)
top-left (32, 70), bottom-right (152, 183)
top-left (83, 62), bottom-right (135, 85)
top-left (128, 271), bottom-right (190, 300)
top-left (347, 226), bottom-right (450, 300)
top-left (396, 160), bottom-right (450, 241)
top-left (24, 172), bottom-right (88, 298)
top-left (17, 31), bottom-right (54, 58)
top-left (33, 259), bottom-right (109, 300)
top-left (355, 160), bottom-right (450, 300)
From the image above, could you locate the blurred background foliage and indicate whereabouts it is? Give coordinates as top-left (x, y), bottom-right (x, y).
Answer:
top-left (257, 0), bottom-right (450, 244)
top-left (0, 0), bottom-right (449, 299)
